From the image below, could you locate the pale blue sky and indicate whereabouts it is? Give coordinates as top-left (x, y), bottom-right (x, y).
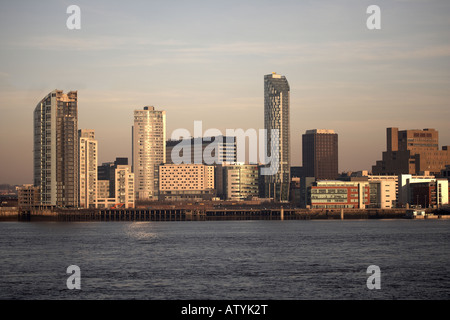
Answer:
top-left (1, 0), bottom-right (450, 184)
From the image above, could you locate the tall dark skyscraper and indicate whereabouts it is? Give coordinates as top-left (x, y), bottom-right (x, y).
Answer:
top-left (34, 90), bottom-right (79, 207)
top-left (302, 129), bottom-right (338, 180)
top-left (264, 72), bottom-right (290, 201)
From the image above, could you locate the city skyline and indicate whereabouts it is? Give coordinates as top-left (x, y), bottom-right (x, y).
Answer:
top-left (1, 0), bottom-right (450, 185)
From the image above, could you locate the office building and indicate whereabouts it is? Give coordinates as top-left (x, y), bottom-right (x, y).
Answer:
top-left (409, 179), bottom-right (449, 208)
top-left (166, 136), bottom-right (237, 165)
top-left (302, 129), bottom-right (338, 180)
top-left (309, 180), bottom-right (370, 209)
top-left (263, 72), bottom-right (291, 201)
top-left (372, 128), bottom-right (450, 175)
top-left (79, 129), bottom-right (98, 208)
top-left (33, 90), bottom-right (78, 207)
top-left (368, 173), bottom-right (437, 207)
top-left (368, 180), bottom-right (396, 209)
top-left (222, 164), bottom-right (259, 201)
top-left (132, 106), bottom-right (166, 201)
top-left (398, 173), bottom-right (441, 207)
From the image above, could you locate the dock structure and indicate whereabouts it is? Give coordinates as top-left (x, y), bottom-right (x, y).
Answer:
top-left (55, 208), bottom-right (302, 222)
top-left (11, 206), bottom-right (423, 222)
top-left (15, 206), bottom-right (313, 222)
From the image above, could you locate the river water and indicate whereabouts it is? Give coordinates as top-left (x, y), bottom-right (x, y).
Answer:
top-left (0, 220), bottom-right (449, 300)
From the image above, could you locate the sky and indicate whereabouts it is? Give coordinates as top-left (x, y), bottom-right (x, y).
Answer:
top-left (1, 0), bottom-right (450, 185)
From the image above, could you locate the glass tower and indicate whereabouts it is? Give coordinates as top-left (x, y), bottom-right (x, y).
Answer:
top-left (264, 73), bottom-right (290, 202)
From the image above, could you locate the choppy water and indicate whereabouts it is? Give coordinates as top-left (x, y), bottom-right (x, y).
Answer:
top-left (0, 220), bottom-right (449, 300)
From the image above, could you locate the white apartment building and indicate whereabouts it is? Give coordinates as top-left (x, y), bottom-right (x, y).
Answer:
top-left (79, 129), bottom-right (98, 208)
top-left (132, 106), bottom-right (166, 201)
top-left (115, 165), bottom-right (135, 208)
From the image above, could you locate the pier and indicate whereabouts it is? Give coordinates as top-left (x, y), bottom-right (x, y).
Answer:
top-left (18, 207), bottom-right (301, 222)
top-left (10, 205), bottom-right (444, 222)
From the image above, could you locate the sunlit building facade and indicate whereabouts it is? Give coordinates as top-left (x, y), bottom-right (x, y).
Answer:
top-left (33, 90), bottom-right (79, 207)
top-left (132, 106), bottom-right (166, 201)
top-left (263, 72), bottom-right (290, 202)
top-left (79, 129), bottom-right (98, 208)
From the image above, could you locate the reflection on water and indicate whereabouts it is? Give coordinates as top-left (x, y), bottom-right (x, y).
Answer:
top-left (125, 222), bottom-right (159, 241)
top-left (0, 220), bottom-right (449, 300)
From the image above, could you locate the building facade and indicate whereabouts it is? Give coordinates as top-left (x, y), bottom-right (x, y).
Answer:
top-left (79, 129), bottom-right (98, 208)
top-left (97, 180), bottom-right (111, 200)
top-left (263, 72), bottom-right (291, 202)
top-left (159, 164), bottom-right (215, 201)
top-left (410, 180), bottom-right (449, 208)
top-left (132, 106), bottom-right (166, 201)
top-left (34, 90), bottom-right (79, 207)
top-left (372, 128), bottom-right (450, 175)
top-left (368, 173), bottom-right (441, 208)
top-left (368, 180), bottom-right (396, 209)
top-left (222, 164), bottom-right (259, 201)
top-left (309, 180), bottom-right (370, 209)
top-left (302, 129), bottom-right (338, 180)
top-left (166, 136), bottom-right (237, 165)
top-left (98, 157), bottom-right (128, 199)
top-left (114, 165), bottom-right (135, 208)
top-left (96, 165), bottom-right (135, 209)
top-left (16, 185), bottom-right (40, 209)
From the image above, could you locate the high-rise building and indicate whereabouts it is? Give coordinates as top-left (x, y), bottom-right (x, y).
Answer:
top-left (132, 106), bottom-right (166, 201)
top-left (372, 128), bottom-right (450, 175)
top-left (263, 72), bottom-right (290, 201)
top-left (302, 129), bottom-right (339, 180)
top-left (33, 90), bottom-right (79, 207)
top-left (79, 129), bottom-right (98, 208)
